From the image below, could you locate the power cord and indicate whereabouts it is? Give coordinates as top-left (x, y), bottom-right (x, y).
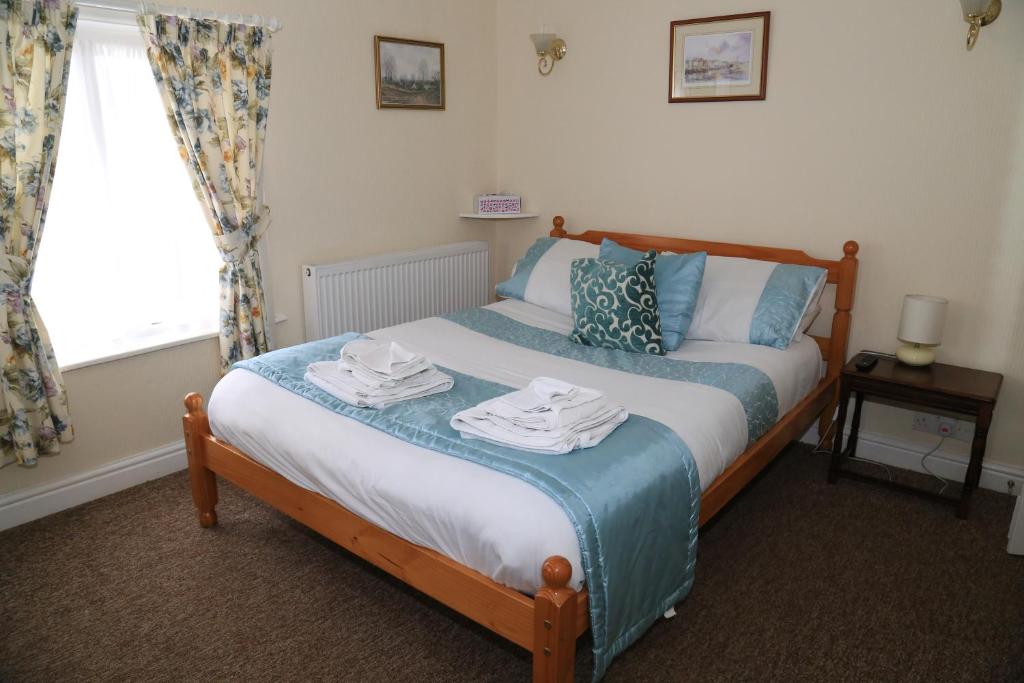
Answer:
top-left (816, 417), bottom-right (951, 492)
top-left (920, 437), bottom-right (949, 494)
top-left (813, 419), bottom-right (895, 482)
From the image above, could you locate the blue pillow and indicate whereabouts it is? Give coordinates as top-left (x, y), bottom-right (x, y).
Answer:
top-left (599, 239), bottom-right (706, 351)
top-left (570, 250), bottom-right (665, 356)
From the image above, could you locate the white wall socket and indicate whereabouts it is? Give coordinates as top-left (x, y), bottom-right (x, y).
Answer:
top-left (912, 413), bottom-right (939, 433)
top-left (912, 412), bottom-right (973, 442)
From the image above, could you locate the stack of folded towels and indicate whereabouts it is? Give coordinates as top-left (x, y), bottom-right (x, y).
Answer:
top-left (305, 338), bottom-right (453, 409)
top-left (451, 377), bottom-right (628, 454)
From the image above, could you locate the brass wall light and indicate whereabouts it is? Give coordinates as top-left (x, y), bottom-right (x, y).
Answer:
top-left (960, 0), bottom-right (1001, 50)
top-left (530, 32), bottom-right (566, 75)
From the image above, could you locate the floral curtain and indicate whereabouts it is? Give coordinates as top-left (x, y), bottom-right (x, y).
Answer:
top-left (0, 1), bottom-right (77, 466)
top-left (137, 13), bottom-right (273, 372)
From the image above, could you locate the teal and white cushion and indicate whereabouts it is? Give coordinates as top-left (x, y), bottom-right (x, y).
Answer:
top-left (496, 237), bottom-right (600, 316)
top-left (687, 256), bottom-right (827, 350)
top-left (599, 238), bottom-right (706, 352)
top-left (569, 251), bottom-right (664, 355)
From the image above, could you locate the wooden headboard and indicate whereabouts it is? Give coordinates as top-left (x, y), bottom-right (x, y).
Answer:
top-left (549, 215), bottom-right (860, 381)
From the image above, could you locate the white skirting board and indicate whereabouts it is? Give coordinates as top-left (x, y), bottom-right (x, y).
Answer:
top-left (3, 427), bottom-right (1022, 546)
top-left (0, 441), bottom-right (186, 532)
top-left (801, 425), bottom-right (1024, 495)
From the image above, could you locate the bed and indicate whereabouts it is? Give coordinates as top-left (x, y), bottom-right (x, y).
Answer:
top-left (182, 217), bottom-right (859, 682)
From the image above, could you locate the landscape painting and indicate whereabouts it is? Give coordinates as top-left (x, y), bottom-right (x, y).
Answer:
top-left (683, 31), bottom-right (753, 86)
top-left (669, 12), bottom-right (770, 103)
top-left (375, 36), bottom-right (445, 110)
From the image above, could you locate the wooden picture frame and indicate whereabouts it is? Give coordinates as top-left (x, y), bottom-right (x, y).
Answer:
top-left (375, 35), bottom-right (446, 110)
top-left (669, 12), bottom-right (770, 103)
top-left (182, 216), bottom-right (859, 682)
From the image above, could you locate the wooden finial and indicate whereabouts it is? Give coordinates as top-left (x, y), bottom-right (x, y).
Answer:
top-left (541, 556), bottom-right (572, 588)
top-left (843, 240), bottom-right (859, 257)
top-left (551, 215), bottom-right (567, 238)
top-left (184, 393), bottom-right (204, 415)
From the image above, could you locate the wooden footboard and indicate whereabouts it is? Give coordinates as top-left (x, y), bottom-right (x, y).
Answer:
top-left (182, 220), bottom-right (858, 681)
top-left (181, 378), bottom-right (833, 681)
top-left (183, 393), bottom-right (582, 681)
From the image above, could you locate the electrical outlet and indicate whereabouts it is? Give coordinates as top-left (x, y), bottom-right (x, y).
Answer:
top-left (912, 413), bottom-right (939, 434)
top-left (913, 412), bottom-right (973, 441)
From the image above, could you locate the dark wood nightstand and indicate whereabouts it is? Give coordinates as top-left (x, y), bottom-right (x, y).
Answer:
top-left (828, 352), bottom-right (1002, 519)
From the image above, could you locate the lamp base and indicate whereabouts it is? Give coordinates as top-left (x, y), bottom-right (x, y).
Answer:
top-left (896, 343), bottom-right (936, 367)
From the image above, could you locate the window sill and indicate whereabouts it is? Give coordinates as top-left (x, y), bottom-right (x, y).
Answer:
top-left (58, 313), bottom-right (289, 373)
top-left (59, 329), bottom-right (219, 372)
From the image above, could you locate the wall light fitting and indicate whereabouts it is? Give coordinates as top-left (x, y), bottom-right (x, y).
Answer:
top-left (960, 0), bottom-right (1001, 51)
top-left (530, 32), bottom-right (566, 76)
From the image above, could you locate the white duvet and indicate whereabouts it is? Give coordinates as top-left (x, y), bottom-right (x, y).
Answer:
top-left (208, 299), bottom-right (822, 593)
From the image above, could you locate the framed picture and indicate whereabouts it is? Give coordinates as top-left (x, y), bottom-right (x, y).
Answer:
top-left (375, 35), bottom-right (445, 110)
top-left (669, 12), bottom-right (770, 103)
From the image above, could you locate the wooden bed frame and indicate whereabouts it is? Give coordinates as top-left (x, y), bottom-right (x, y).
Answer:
top-left (182, 216), bottom-right (858, 682)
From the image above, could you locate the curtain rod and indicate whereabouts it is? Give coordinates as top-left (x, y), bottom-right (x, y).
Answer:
top-left (74, 1), bottom-right (283, 32)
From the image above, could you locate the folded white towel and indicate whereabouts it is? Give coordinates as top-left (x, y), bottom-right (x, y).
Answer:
top-left (340, 338), bottom-right (433, 382)
top-left (306, 360), bottom-right (453, 409)
top-left (487, 377), bottom-right (608, 432)
top-left (451, 405), bottom-right (627, 454)
top-left (450, 377), bottom-right (628, 454)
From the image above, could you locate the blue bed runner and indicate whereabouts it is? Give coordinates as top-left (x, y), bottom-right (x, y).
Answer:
top-left (443, 307), bottom-right (780, 443)
top-left (236, 333), bottom-right (700, 681)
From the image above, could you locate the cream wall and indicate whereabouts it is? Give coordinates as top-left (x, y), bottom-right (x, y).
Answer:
top-left (493, 0), bottom-right (1024, 470)
top-left (0, 0), bottom-right (498, 496)
top-left (5, 0), bottom-right (1023, 499)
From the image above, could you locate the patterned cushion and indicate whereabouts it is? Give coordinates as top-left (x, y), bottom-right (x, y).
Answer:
top-left (599, 238), bottom-right (706, 352)
top-left (569, 251), bottom-right (665, 355)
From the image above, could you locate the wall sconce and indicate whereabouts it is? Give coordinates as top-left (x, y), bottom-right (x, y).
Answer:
top-left (960, 0), bottom-right (1001, 50)
top-left (530, 32), bottom-right (566, 76)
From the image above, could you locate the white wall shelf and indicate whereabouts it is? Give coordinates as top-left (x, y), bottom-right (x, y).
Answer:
top-left (459, 213), bottom-right (539, 220)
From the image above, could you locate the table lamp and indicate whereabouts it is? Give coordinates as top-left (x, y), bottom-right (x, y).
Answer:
top-left (896, 294), bottom-right (948, 366)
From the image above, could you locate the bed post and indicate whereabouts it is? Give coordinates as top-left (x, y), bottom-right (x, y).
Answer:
top-left (819, 240), bottom-right (859, 445)
top-left (183, 393), bottom-right (219, 528)
top-left (533, 556), bottom-right (577, 683)
top-left (550, 215), bottom-right (567, 238)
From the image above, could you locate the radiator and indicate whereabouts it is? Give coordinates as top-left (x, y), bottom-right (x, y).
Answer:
top-left (302, 241), bottom-right (490, 340)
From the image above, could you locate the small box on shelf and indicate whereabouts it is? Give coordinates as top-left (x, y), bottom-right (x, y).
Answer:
top-left (475, 194), bottom-right (521, 215)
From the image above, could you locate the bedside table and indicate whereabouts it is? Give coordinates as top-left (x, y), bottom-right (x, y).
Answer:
top-left (828, 352), bottom-right (1003, 519)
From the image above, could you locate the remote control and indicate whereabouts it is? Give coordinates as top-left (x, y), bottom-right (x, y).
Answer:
top-left (855, 354), bottom-right (878, 372)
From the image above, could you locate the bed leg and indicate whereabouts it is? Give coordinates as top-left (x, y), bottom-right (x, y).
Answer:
top-left (183, 393), bottom-right (218, 528)
top-left (533, 556), bottom-right (577, 683)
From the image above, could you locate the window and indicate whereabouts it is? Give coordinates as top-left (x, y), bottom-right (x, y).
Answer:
top-left (33, 16), bottom-right (221, 369)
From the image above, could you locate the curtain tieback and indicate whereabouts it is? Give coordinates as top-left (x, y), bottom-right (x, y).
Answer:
top-left (0, 253), bottom-right (31, 291)
top-left (215, 205), bottom-right (272, 264)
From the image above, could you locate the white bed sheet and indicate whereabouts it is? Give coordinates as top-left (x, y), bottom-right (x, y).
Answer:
top-left (208, 299), bottom-right (822, 593)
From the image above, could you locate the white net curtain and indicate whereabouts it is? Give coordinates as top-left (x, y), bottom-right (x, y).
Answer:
top-left (34, 18), bottom-right (221, 368)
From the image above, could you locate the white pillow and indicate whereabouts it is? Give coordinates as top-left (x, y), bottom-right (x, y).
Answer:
top-left (795, 274), bottom-right (828, 339)
top-left (799, 303), bottom-right (823, 336)
top-left (687, 255), bottom-right (827, 350)
top-left (496, 238), bottom-right (600, 316)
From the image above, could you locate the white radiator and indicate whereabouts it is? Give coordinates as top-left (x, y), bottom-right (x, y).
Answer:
top-left (302, 241), bottom-right (489, 340)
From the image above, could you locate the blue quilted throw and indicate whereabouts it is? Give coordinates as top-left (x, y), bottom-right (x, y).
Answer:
top-left (236, 312), bottom-right (778, 680)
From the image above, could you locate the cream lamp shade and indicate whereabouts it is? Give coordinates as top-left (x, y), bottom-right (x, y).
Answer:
top-left (530, 32), bottom-right (556, 54)
top-left (896, 294), bottom-right (948, 366)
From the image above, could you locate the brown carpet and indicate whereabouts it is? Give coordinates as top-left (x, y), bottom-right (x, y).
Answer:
top-left (2, 444), bottom-right (1022, 682)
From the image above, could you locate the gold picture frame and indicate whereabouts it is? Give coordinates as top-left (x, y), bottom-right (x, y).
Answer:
top-left (375, 35), bottom-right (446, 110)
top-left (669, 12), bottom-right (770, 103)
